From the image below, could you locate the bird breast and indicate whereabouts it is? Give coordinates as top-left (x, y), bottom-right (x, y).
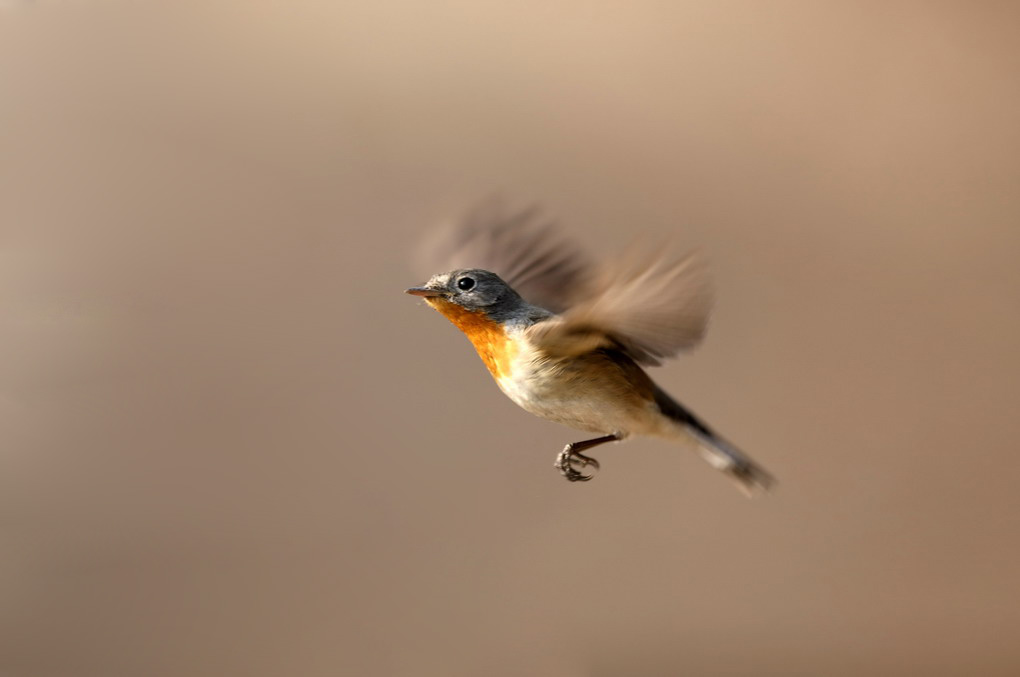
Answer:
top-left (425, 297), bottom-right (518, 380)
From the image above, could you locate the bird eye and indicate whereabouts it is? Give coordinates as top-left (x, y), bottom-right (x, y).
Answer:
top-left (457, 277), bottom-right (475, 291)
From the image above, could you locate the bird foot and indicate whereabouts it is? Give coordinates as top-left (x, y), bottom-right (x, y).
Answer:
top-left (554, 444), bottom-right (600, 482)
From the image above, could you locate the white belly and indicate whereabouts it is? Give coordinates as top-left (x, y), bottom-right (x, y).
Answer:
top-left (494, 346), bottom-right (666, 437)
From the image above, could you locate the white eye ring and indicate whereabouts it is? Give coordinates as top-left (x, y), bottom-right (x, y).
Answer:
top-left (457, 277), bottom-right (475, 291)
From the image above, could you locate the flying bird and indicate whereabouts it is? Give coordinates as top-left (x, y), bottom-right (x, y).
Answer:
top-left (407, 204), bottom-right (774, 495)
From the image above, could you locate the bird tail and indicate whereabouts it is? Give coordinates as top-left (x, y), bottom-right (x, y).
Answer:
top-left (653, 386), bottom-right (776, 497)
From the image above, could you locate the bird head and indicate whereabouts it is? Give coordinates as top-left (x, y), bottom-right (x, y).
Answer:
top-left (406, 269), bottom-right (522, 314)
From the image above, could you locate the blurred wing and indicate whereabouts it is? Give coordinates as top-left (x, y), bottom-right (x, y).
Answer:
top-left (528, 249), bottom-right (713, 365)
top-left (417, 201), bottom-right (591, 313)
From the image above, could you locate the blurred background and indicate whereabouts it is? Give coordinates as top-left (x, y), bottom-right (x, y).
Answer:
top-left (2, 1), bottom-right (1020, 675)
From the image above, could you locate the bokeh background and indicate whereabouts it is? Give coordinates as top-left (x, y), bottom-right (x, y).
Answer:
top-left (3, 2), bottom-right (1020, 675)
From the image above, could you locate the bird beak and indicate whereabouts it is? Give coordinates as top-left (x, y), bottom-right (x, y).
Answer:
top-left (405, 286), bottom-right (447, 298)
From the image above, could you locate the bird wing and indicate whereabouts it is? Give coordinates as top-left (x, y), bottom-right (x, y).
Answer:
top-left (416, 201), bottom-right (592, 313)
top-left (527, 249), bottom-right (713, 366)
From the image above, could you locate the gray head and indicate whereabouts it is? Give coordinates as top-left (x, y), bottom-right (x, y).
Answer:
top-left (406, 268), bottom-right (546, 323)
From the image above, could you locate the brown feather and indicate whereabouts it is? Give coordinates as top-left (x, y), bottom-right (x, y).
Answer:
top-left (528, 249), bottom-right (713, 365)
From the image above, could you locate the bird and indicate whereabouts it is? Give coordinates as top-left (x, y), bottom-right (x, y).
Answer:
top-left (406, 203), bottom-right (775, 495)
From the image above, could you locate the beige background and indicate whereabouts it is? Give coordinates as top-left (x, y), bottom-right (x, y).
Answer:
top-left (3, 2), bottom-right (1020, 675)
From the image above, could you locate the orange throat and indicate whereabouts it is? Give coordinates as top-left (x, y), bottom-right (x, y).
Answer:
top-left (426, 298), bottom-right (516, 379)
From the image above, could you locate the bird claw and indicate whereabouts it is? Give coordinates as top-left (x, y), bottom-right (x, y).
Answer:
top-left (554, 444), bottom-right (601, 482)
